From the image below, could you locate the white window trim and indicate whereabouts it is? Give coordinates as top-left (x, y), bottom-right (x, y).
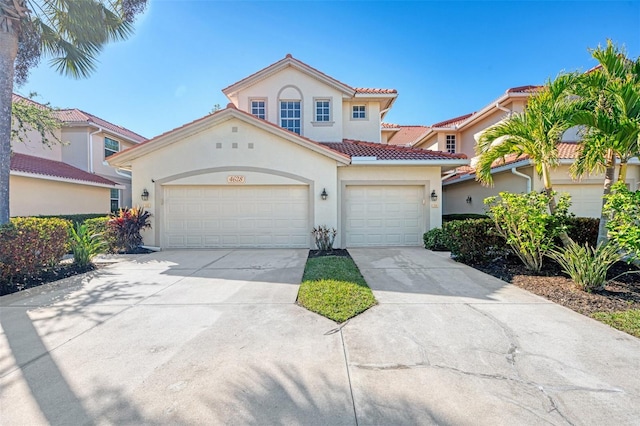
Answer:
top-left (110, 188), bottom-right (120, 212)
top-left (104, 137), bottom-right (120, 159)
top-left (311, 97), bottom-right (334, 126)
top-left (350, 104), bottom-right (368, 121)
top-left (279, 99), bottom-right (302, 135)
top-left (249, 98), bottom-right (268, 120)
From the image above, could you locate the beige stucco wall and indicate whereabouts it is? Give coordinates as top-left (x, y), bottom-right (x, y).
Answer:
top-left (443, 168), bottom-right (532, 215)
top-left (232, 67), bottom-right (345, 143)
top-left (128, 117), bottom-right (340, 248)
top-left (10, 175), bottom-right (110, 216)
top-left (60, 127), bottom-right (90, 170)
top-left (337, 165), bottom-right (443, 239)
top-left (12, 125), bottom-right (63, 161)
top-left (342, 101), bottom-right (381, 143)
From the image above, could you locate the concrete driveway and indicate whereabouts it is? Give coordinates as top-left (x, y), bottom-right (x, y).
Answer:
top-left (1, 248), bottom-right (639, 425)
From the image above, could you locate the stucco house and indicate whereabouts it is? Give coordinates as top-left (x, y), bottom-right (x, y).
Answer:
top-left (409, 87), bottom-right (640, 218)
top-left (11, 94), bottom-right (147, 216)
top-left (107, 54), bottom-right (467, 249)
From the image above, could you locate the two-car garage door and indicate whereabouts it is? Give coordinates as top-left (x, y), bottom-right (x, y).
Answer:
top-left (164, 185), bottom-right (309, 248)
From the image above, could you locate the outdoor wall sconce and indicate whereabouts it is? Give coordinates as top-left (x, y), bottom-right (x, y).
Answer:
top-left (430, 190), bottom-right (438, 202)
top-left (321, 188), bottom-right (328, 200)
top-left (466, 196), bottom-right (472, 204)
top-left (141, 188), bottom-right (149, 201)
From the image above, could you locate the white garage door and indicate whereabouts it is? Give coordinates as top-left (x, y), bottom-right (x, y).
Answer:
top-left (555, 185), bottom-right (602, 218)
top-left (345, 185), bottom-right (425, 247)
top-left (164, 185), bottom-right (309, 248)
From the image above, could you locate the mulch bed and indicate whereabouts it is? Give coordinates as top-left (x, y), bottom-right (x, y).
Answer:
top-left (308, 249), bottom-right (352, 259)
top-left (1, 263), bottom-right (97, 296)
top-left (471, 255), bottom-right (640, 316)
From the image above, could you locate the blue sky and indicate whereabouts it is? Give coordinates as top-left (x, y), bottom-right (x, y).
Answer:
top-left (17, 0), bottom-right (640, 139)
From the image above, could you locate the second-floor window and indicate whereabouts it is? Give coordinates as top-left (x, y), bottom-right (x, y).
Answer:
top-left (352, 105), bottom-right (366, 119)
top-left (446, 134), bottom-right (456, 153)
top-left (251, 100), bottom-right (266, 119)
top-left (315, 99), bottom-right (330, 122)
top-left (280, 101), bottom-right (301, 134)
top-left (104, 137), bottom-right (119, 158)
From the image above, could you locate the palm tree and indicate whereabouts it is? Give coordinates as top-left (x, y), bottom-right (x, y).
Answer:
top-left (570, 40), bottom-right (640, 244)
top-left (0, 0), bottom-right (147, 224)
top-left (475, 74), bottom-right (581, 246)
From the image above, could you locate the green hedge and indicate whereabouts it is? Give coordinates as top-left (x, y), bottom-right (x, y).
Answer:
top-left (441, 218), bottom-right (508, 263)
top-left (84, 216), bottom-right (117, 253)
top-left (423, 228), bottom-right (450, 251)
top-left (566, 217), bottom-right (599, 247)
top-left (23, 213), bottom-right (108, 228)
top-left (443, 213), bottom-right (489, 223)
top-left (0, 217), bottom-right (71, 285)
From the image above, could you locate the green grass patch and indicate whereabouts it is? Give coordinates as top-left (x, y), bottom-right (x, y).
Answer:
top-left (298, 256), bottom-right (376, 323)
top-left (592, 309), bottom-right (640, 338)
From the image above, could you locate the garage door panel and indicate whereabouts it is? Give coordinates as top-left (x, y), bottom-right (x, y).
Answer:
top-left (164, 185), bottom-right (309, 248)
top-left (346, 185), bottom-right (425, 247)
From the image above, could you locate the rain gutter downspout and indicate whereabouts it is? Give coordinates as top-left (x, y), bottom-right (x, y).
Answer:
top-left (88, 127), bottom-right (103, 173)
top-left (512, 167), bottom-right (531, 192)
top-left (441, 170), bottom-right (457, 181)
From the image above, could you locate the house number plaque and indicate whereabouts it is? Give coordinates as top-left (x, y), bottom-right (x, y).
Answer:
top-left (227, 175), bottom-right (246, 184)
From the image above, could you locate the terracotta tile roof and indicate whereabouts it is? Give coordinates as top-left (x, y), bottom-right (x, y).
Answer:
top-left (506, 85), bottom-right (543, 93)
top-left (386, 125), bottom-right (431, 146)
top-left (321, 139), bottom-right (467, 161)
top-left (431, 112), bottom-right (475, 128)
top-left (354, 88), bottom-right (398, 94)
top-left (444, 143), bottom-right (581, 184)
top-left (381, 122), bottom-right (400, 129)
top-left (10, 153), bottom-right (117, 186)
top-left (12, 93), bottom-right (49, 110)
top-left (222, 54), bottom-right (396, 96)
top-left (54, 109), bottom-right (147, 143)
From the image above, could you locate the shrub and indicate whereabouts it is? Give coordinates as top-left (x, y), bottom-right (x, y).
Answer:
top-left (311, 225), bottom-right (337, 251)
top-left (442, 213), bottom-right (489, 222)
top-left (84, 216), bottom-right (116, 253)
top-left (604, 182), bottom-right (640, 261)
top-left (107, 207), bottom-right (151, 253)
top-left (68, 223), bottom-right (106, 267)
top-left (423, 228), bottom-right (450, 251)
top-left (485, 191), bottom-right (570, 273)
top-left (0, 217), bottom-right (71, 283)
top-left (549, 241), bottom-right (623, 292)
top-left (33, 213), bottom-right (108, 228)
top-left (566, 217), bottom-right (599, 247)
top-left (442, 218), bottom-right (507, 263)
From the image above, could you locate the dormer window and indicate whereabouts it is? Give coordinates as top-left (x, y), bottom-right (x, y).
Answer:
top-left (280, 101), bottom-right (301, 134)
top-left (104, 137), bottom-right (119, 158)
top-left (352, 105), bottom-right (367, 120)
top-left (250, 99), bottom-right (266, 119)
top-left (446, 134), bottom-right (456, 153)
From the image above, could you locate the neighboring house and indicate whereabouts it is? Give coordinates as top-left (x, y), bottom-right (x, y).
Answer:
top-left (410, 87), bottom-right (640, 218)
top-left (381, 123), bottom-right (431, 146)
top-left (10, 94), bottom-right (147, 216)
top-left (108, 54), bottom-right (467, 249)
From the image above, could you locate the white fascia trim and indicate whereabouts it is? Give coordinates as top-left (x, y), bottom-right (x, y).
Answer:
top-left (353, 93), bottom-right (398, 100)
top-left (349, 159), bottom-right (469, 166)
top-left (442, 159), bottom-right (533, 186)
top-left (11, 171), bottom-right (124, 189)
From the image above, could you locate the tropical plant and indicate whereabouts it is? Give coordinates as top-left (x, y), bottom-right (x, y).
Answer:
top-left (68, 223), bottom-right (105, 267)
top-left (0, 0), bottom-right (148, 225)
top-left (476, 74), bottom-right (581, 246)
top-left (11, 93), bottom-right (61, 147)
top-left (107, 207), bottom-right (151, 253)
top-left (570, 40), bottom-right (640, 244)
top-left (485, 191), bottom-right (571, 273)
top-left (604, 181), bottom-right (640, 261)
top-left (311, 225), bottom-right (337, 251)
top-left (549, 241), bottom-right (623, 292)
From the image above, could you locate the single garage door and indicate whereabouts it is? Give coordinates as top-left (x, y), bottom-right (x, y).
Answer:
top-left (555, 184), bottom-right (602, 218)
top-left (164, 185), bottom-right (309, 248)
top-left (345, 185), bottom-right (425, 247)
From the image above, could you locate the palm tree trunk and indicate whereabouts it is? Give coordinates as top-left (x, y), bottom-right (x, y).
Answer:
top-left (618, 161), bottom-right (628, 182)
top-left (596, 150), bottom-right (616, 245)
top-left (0, 19), bottom-right (19, 225)
top-left (542, 164), bottom-right (572, 247)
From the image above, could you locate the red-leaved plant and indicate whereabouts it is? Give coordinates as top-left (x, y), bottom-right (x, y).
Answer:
top-left (107, 207), bottom-right (151, 253)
